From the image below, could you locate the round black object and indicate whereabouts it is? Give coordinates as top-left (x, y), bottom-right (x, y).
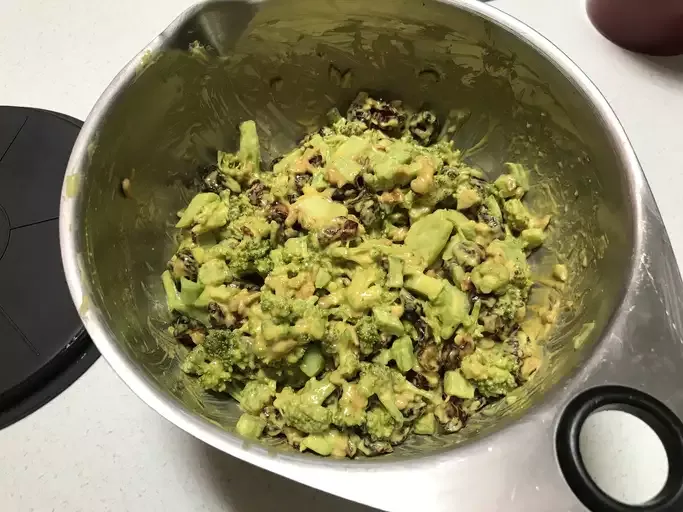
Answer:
top-left (557, 385), bottom-right (683, 512)
top-left (0, 107), bottom-right (98, 429)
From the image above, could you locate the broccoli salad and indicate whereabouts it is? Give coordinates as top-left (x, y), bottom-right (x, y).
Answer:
top-left (162, 93), bottom-right (555, 458)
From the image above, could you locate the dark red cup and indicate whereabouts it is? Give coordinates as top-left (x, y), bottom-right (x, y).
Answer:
top-left (587, 0), bottom-right (683, 56)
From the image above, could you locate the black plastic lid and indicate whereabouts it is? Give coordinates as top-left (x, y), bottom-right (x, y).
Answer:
top-left (0, 107), bottom-right (98, 429)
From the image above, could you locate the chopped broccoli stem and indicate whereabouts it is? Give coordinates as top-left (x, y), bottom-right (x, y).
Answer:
top-left (236, 413), bottom-right (266, 439)
top-left (414, 412), bottom-right (437, 435)
top-left (300, 345), bottom-right (325, 378)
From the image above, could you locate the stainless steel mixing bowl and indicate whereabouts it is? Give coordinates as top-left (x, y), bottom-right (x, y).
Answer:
top-left (59, 1), bottom-right (683, 510)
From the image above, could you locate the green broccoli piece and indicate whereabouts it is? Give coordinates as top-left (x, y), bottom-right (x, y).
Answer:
top-left (181, 330), bottom-right (258, 391)
top-left (460, 345), bottom-right (520, 397)
top-left (470, 260), bottom-right (510, 295)
top-left (424, 282), bottom-right (471, 340)
top-left (292, 309), bottom-right (327, 343)
top-left (404, 272), bottom-right (444, 301)
top-left (371, 337), bottom-right (418, 374)
top-left (225, 193), bottom-right (256, 221)
top-left (323, 322), bottom-right (360, 379)
top-left (259, 290), bottom-right (293, 319)
top-left (455, 186), bottom-right (481, 210)
top-left (202, 329), bottom-right (256, 372)
top-left (390, 336), bottom-right (416, 373)
top-left (420, 172), bottom-right (459, 209)
top-left (260, 290), bottom-right (327, 344)
top-left (492, 286), bottom-right (527, 325)
top-left (299, 428), bottom-right (351, 457)
top-left (365, 406), bottom-right (398, 441)
top-left (404, 211), bottom-right (453, 267)
top-left (299, 345), bottom-right (325, 378)
top-left (504, 162), bottom-right (530, 194)
top-left (414, 412), bottom-right (437, 435)
top-left (180, 345), bottom-right (233, 392)
top-left (236, 413), bottom-right (266, 439)
top-left (238, 120), bottom-right (261, 172)
top-left (503, 199), bottom-right (531, 232)
top-left (486, 238), bottom-right (531, 287)
top-left (176, 193), bottom-right (220, 229)
top-left (444, 370), bottom-right (475, 399)
top-left (281, 236), bottom-right (313, 262)
top-left (224, 237), bottom-right (273, 277)
top-left (193, 200), bottom-right (229, 234)
top-left (520, 227), bottom-right (546, 250)
top-left (494, 163), bottom-right (530, 199)
top-left (238, 379), bottom-right (276, 415)
top-left (372, 307), bottom-right (405, 337)
top-left (179, 277), bottom-right (204, 305)
top-left (357, 362), bottom-right (439, 423)
top-left (333, 381), bottom-right (369, 428)
top-left (354, 315), bottom-right (384, 355)
top-left (482, 194), bottom-right (503, 223)
top-left (161, 271), bottom-right (210, 325)
top-left (294, 194), bottom-right (349, 231)
top-left (387, 256), bottom-right (403, 288)
top-left (198, 259), bottom-right (230, 286)
top-left (273, 377), bottom-right (336, 434)
top-left (259, 288), bottom-right (323, 324)
top-left (216, 121), bottom-right (261, 185)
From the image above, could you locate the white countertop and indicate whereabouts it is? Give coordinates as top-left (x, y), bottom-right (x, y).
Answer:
top-left (1, 1), bottom-right (682, 511)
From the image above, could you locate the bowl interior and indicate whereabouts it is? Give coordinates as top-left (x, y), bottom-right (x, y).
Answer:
top-left (72, 0), bottom-right (635, 458)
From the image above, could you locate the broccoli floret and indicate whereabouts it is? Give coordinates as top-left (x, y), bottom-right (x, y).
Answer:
top-left (460, 345), bottom-right (519, 397)
top-left (365, 406), bottom-right (397, 441)
top-left (503, 199), bottom-right (531, 232)
top-left (259, 291), bottom-right (327, 347)
top-left (226, 193), bottom-right (256, 219)
top-left (494, 162), bottom-right (530, 199)
top-left (282, 236), bottom-right (315, 263)
top-left (323, 322), bottom-right (360, 379)
top-left (405, 171), bottom-right (458, 211)
top-left (333, 381), bottom-right (369, 428)
top-left (223, 237), bottom-right (273, 278)
top-left (182, 329), bottom-right (259, 391)
top-left (238, 379), bottom-right (276, 415)
top-left (486, 238), bottom-right (531, 288)
top-left (193, 200), bottom-right (229, 234)
top-left (354, 315), bottom-right (384, 355)
top-left (259, 290), bottom-right (292, 319)
top-left (217, 121), bottom-right (261, 184)
top-left (357, 362), bottom-right (440, 422)
top-left (180, 345), bottom-right (232, 392)
top-left (202, 329), bottom-right (256, 372)
top-left (273, 377), bottom-right (336, 434)
top-left (493, 286), bottom-right (527, 325)
top-left (260, 289), bottom-right (323, 326)
top-left (293, 312), bottom-right (327, 344)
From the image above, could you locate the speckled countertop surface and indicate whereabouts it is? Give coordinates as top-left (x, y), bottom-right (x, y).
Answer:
top-left (1, 0), bottom-right (682, 510)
